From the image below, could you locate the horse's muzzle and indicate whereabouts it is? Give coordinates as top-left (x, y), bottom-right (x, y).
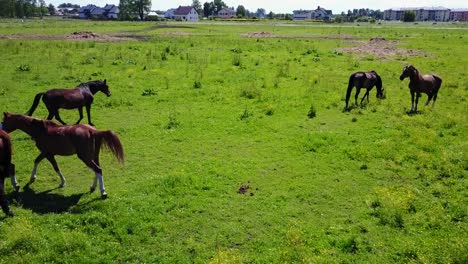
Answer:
top-left (106, 93), bottom-right (111, 97)
top-left (399, 75), bottom-right (405, 81)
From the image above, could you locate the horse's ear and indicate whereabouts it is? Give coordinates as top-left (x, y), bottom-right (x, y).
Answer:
top-left (104, 79), bottom-right (107, 84)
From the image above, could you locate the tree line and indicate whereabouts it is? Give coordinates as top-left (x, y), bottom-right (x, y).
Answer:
top-left (0, 0), bottom-right (49, 18)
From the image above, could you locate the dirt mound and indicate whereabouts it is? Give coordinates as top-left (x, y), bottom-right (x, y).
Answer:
top-left (337, 37), bottom-right (426, 59)
top-left (242, 31), bottom-right (276, 38)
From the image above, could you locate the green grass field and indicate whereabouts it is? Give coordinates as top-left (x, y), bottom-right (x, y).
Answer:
top-left (0, 19), bottom-right (467, 263)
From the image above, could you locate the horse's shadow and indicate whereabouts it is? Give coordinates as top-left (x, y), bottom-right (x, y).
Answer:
top-left (6, 184), bottom-right (84, 214)
top-left (406, 110), bottom-right (422, 116)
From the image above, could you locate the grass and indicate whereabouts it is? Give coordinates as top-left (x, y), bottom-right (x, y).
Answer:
top-left (0, 18), bottom-right (467, 263)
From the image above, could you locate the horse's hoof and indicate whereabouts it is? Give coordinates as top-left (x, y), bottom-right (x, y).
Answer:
top-left (6, 211), bottom-right (14, 217)
top-left (101, 192), bottom-right (107, 199)
top-left (90, 186), bottom-right (96, 193)
top-left (89, 123), bottom-right (95, 127)
top-left (14, 186), bottom-right (20, 192)
top-left (29, 178), bottom-right (35, 184)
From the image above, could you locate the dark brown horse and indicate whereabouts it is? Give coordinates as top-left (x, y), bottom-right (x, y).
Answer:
top-left (26, 80), bottom-right (110, 126)
top-left (345, 70), bottom-right (384, 110)
top-left (2, 113), bottom-right (124, 199)
top-left (0, 130), bottom-right (19, 216)
top-left (400, 65), bottom-right (442, 112)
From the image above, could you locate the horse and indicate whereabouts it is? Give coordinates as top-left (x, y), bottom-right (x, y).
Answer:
top-left (1, 113), bottom-right (124, 199)
top-left (399, 65), bottom-right (442, 112)
top-left (345, 70), bottom-right (384, 110)
top-left (0, 130), bottom-right (19, 216)
top-left (26, 80), bottom-right (111, 126)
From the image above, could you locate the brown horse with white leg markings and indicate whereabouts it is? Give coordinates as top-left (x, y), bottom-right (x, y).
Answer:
top-left (345, 70), bottom-right (384, 110)
top-left (0, 130), bottom-right (19, 216)
top-left (399, 65), bottom-right (442, 112)
top-left (1, 113), bottom-right (124, 199)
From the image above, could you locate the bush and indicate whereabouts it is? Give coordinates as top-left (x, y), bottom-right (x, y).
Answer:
top-left (307, 104), bottom-right (316, 119)
top-left (403, 11), bottom-right (416, 22)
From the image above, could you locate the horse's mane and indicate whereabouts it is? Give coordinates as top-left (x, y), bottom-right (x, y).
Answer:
top-left (12, 114), bottom-right (59, 127)
top-left (77, 80), bottom-right (103, 88)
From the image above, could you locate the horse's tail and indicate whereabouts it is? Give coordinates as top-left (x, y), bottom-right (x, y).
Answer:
top-left (100, 130), bottom-right (124, 165)
top-left (26, 92), bottom-right (45, 116)
top-left (432, 74), bottom-right (442, 94)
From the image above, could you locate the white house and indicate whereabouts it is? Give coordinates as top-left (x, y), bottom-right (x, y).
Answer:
top-left (217, 8), bottom-right (236, 18)
top-left (173, 6), bottom-right (198, 22)
top-left (293, 6), bottom-right (331, 21)
top-left (164, 8), bottom-right (175, 19)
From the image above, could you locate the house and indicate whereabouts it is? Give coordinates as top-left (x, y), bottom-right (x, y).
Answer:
top-left (78, 4), bottom-right (119, 19)
top-left (450, 8), bottom-right (468, 21)
top-left (173, 6), bottom-right (198, 22)
top-left (78, 4), bottom-right (96, 19)
top-left (384, 6), bottom-right (450, 21)
top-left (164, 8), bottom-right (176, 19)
top-left (104, 4), bottom-right (119, 19)
top-left (217, 8), bottom-right (236, 19)
top-left (293, 6), bottom-right (332, 21)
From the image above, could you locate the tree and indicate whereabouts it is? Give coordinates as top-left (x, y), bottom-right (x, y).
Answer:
top-left (203, 1), bottom-right (215, 17)
top-left (191, 0), bottom-right (201, 16)
top-left (256, 8), bottom-right (265, 18)
top-left (119, 0), bottom-right (151, 20)
top-left (213, 0), bottom-right (226, 15)
top-left (403, 11), bottom-right (415, 22)
top-left (135, 0), bottom-right (151, 20)
top-left (236, 5), bottom-right (245, 18)
top-left (267, 11), bottom-right (273, 19)
top-left (47, 3), bottom-right (55, 15)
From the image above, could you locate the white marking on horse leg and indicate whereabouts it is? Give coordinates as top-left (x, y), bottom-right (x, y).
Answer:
top-left (96, 172), bottom-right (106, 197)
top-left (30, 162), bottom-right (39, 183)
top-left (56, 170), bottom-right (66, 187)
top-left (90, 174), bottom-right (98, 193)
top-left (10, 175), bottom-right (18, 189)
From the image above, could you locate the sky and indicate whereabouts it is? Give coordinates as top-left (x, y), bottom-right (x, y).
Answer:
top-left (50, 0), bottom-right (467, 14)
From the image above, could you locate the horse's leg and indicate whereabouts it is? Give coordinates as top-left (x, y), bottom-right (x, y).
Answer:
top-left (354, 88), bottom-right (361, 106)
top-left (86, 104), bottom-right (94, 126)
top-left (46, 111), bottom-right (54, 120)
top-left (76, 107), bottom-right (84, 124)
top-left (414, 92), bottom-right (420, 112)
top-left (9, 163), bottom-right (19, 192)
top-left (86, 160), bottom-right (106, 198)
top-left (345, 86), bottom-right (353, 109)
top-left (89, 137), bottom-right (102, 194)
top-left (53, 110), bottom-right (67, 125)
top-left (410, 91), bottom-right (415, 112)
top-left (45, 155), bottom-right (66, 188)
top-left (425, 93), bottom-right (433, 106)
top-left (360, 90), bottom-right (370, 105)
top-left (0, 177), bottom-right (12, 216)
top-left (30, 153), bottom-right (46, 183)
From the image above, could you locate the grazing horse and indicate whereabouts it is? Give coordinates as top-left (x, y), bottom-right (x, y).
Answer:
top-left (2, 113), bottom-right (124, 199)
top-left (345, 70), bottom-right (384, 110)
top-left (26, 80), bottom-right (111, 126)
top-left (400, 65), bottom-right (442, 112)
top-left (0, 130), bottom-right (19, 216)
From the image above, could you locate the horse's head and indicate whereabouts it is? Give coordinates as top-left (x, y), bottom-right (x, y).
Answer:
top-left (85, 79), bottom-right (111, 97)
top-left (400, 65), bottom-right (416, 81)
top-left (373, 71), bottom-right (385, 99)
top-left (99, 79), bottom-right (111, 97)
top-left (2, 112), bottom-right (16, 133)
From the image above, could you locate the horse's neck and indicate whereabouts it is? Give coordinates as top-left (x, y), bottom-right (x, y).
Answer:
top-left (80, 84), bottom-right (95, 95)
top-left (411, 71), bottom-right (423, 82)
top-left (12, 117), bottom-right (35, 137)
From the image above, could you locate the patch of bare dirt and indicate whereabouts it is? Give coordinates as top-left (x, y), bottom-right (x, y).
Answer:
top-left (161, 31), bottom-right (196, 36)
top-left (337, 37), bottom-right (426, 59)
top-left (0, 31), bottom-right (146, 42)
top-left (241, 32), bottom-right (357, 39)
